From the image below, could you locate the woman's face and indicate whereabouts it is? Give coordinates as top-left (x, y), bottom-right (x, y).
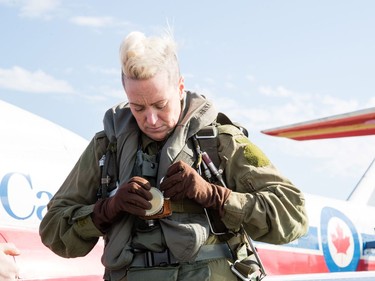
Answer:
top-left (124, 72), bottom-right (184, 141)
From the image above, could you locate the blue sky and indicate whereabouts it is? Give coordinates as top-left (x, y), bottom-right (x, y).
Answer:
top-left (1, 0), bottom-right (374, 200)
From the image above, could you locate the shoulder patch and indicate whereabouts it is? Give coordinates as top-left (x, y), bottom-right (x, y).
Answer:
top-left (218, 124), bottom-right (269, 166)
top-left (236, 137), bottom-right (270, 167)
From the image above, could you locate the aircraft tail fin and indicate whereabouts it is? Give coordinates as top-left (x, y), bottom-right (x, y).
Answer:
top-left (347, 157), bottom-right (375, 206)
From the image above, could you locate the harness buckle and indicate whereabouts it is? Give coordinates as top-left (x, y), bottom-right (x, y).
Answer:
top-left (230, 260), bottom-right (261, 281)
top-left (195, 125), bottom-right (218, 139)
top-left (145, 249), bottom-right (179, 267)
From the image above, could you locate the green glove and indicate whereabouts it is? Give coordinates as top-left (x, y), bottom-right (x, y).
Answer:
top-left (160, 161), bottom-right (231, 216)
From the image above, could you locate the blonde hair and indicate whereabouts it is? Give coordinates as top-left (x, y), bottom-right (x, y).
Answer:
top-left (120, 31), bottom-right (180, 84)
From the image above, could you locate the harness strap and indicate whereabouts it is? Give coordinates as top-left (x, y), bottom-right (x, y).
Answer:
top-left (195, 125), bottom-right (220, 171)
top-left (98, 137), bottom-right (118, 199)
top-left (130, 243), bottom-right (233, 268)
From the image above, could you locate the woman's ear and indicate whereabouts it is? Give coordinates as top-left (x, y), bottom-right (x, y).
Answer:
top-left (178, 76), bottom-right (185, 99)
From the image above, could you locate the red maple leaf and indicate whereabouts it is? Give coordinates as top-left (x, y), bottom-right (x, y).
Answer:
top-left (331, 223), bottom-right (351, 254)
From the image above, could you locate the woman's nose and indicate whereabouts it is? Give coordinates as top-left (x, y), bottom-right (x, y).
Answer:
top-left (146, 109), bottom-right (158, 125)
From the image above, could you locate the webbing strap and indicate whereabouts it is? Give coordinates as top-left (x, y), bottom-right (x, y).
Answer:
top-left (98, 137), bottom-right (118, 199)
top-left (195, 125), bottom-right (220, 170)
top-left (130, 243), bottom-right (233, 268)
top-left (170, 199), bottom-right (204, 213)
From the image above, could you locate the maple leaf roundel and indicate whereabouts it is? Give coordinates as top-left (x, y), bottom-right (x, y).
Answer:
top-left (320, 207), bottom-right (360, 272)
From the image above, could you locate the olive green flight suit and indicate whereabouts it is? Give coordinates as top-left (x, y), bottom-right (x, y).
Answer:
top-left (39, 92), bottom-right (308, 281)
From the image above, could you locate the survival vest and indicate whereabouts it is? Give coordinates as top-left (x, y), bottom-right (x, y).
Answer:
top-left (96, 112), bottom-right (266, 281)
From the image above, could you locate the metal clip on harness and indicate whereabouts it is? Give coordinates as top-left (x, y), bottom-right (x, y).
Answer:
top-left (230, 226), bottom-right (266, 281)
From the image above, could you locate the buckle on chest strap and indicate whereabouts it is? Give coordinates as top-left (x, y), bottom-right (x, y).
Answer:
top-left (132, 249), bottom-right (179, 268)
top-left (195, 125), bottom-right (217, 139)
top-left (146, 249), bottom-right (179, 267)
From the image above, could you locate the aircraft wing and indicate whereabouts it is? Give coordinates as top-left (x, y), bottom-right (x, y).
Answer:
top-left (0, 100), bottom-right (104, 279)
top-left (265, 271), bottom-right (375, 280)
top-left (261, 107), bottom-right (375, 140)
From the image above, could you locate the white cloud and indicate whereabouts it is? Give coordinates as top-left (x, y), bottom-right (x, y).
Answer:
top-left (86, 65), bottom-right (119, 76)
top-left (202, 77), bottom-right (215, 85)
top-left (201, 81), bottom-right (374, 133)
top-left (89, 85), bottom-right (124, 100)
top-left (0, 66), bottom-right (75, 94)
top-left (258, 85), bottom-right (293, 97)
top-left (69, 16), bottom-right (131, 29)
top-left (318, 95), bottom-right (359, 115)
top-left (19, 0), bottom-right (61, 19)
top-left (0, 0), bottom-right (61, 19)
top-left (224, 81), bottom-right (236, 90)
top-left (224, 85), bottom-right (374, 184)
top-left (0, 0), bottom-right (18, 6)
top-left (69, 16), bottom-right (115, 28)
top-left (245, 74), bottom-right (256, 83)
